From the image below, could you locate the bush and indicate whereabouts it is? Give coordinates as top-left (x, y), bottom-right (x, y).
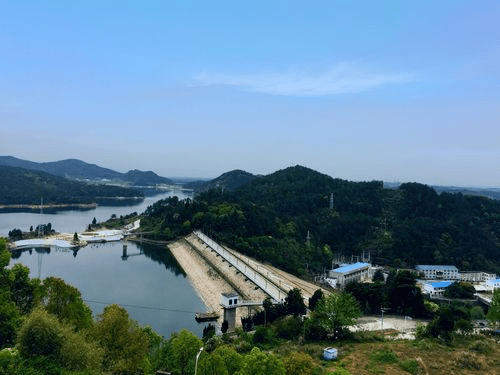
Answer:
top-left (283, 352), bottom-right (316, 375)
top-left (399, 359), bottom-right (419, 374)
top-left (330, 368), bottom-right (351, 375)
top-left (468, 339), bottom-right (493, 354)
top-left (253, 325), bottom-right (276, 345)
top-left (370, 348), bottom-right (399, 364)
top-left (274, 316), bottom-right (304, 340)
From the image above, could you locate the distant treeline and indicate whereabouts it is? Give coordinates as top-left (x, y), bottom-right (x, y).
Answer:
top-left (140, 165), bottom-right (500, 275)
top-left (0, 166), bottom-right (144, 205)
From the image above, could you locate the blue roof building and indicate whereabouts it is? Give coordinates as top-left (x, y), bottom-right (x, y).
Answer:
top-left (421, 280), bottom-right (455, 298)
top-left (328, 262), bottom-right (371, 288)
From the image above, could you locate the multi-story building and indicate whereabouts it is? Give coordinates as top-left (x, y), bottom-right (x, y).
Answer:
top-left (459, 271), bottom-right (496, 283)
top-left (415, 265), bottom-right (459, 280)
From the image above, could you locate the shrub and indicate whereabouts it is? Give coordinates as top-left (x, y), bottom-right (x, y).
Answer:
top-left (370, 348), bottom-right (399, 364)
top-left (468, 339), bottom-right (493, 354)
top-left (399, 359), bottom-right (419, 374)
top-left (274, 316), bottom-right (304, 340)
top-left (253, 325), bottom-right (276, 345)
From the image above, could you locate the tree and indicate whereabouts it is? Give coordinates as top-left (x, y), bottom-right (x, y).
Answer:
top-left (388, 270), bottom-right (425, 317)
top-left (10, 263), bottom-right (41, 315)
top-left (40, 277), bottom-right (93, 330)
top-left (285, 288), bottom-right (307, 317)
top-left (92, 217), bottom-right (97, 226)
top-left (72, 232), bottom-right (79, 245)
top-left (308, 289), bottom-right (324, 311)
top-left (313, 292), bottom-right (360, 339)
top-left (487, 289), bottom-right (500, 327)
top-left (17, 308), bottom-right (102, 372)
top-left (237, 347), bottom-right (285, 375)
top-left (283, 352), bottom-right (316, 375)
top-left (425, 303), bottom-right (472, 340)
top-left (170, 329), bottom-right (202, 375)
top-left (373, 269), bottom-right (385, 283)
top-left (444, 282), bottom-right (476, 299)
top-left (93, 304), bottom-right (149, 374)
top-left (0, 292), bottom-right (21, 349)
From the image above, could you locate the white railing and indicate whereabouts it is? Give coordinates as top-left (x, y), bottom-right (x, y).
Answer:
top-left (194, 231), bottom-right (287, 302)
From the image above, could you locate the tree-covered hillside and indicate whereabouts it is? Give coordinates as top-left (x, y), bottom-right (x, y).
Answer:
top-left (141, 166), bottom-right (500, 275)
top-left (0, 166), bottom-right (144, 205)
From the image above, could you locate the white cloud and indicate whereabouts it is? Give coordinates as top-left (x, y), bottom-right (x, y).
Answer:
top-left (195, 63), bottom-right (412, 96)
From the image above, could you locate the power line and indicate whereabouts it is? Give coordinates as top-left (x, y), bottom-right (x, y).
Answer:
top-left (83, 299), bottom-right (198, 314)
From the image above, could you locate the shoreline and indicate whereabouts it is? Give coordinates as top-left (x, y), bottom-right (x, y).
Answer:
top-left (0, 203), bottom-right (98, 209)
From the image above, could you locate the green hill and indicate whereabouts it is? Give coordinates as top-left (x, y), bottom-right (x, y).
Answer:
top-left (141, 165), bottom-right (500, 275)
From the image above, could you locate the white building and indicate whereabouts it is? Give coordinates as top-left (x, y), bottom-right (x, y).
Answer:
top-left (327, 262), bottom-right (371, 288)
top-left (421, 281), bottom-right (454, 298)
top-left (415, 265), bottom-right (459, 280)
top-left (459, 271), bottom-right (496, 283)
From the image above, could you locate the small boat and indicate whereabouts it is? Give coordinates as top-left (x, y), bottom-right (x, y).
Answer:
top-left (195, 311), bottom-right (219, 322)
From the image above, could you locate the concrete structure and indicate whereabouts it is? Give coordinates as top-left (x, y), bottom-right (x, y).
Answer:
top-left (415, 265), bottom-right (459, 280)
top-left (328, 262), bottom-right (371, 288)
top-left (220, 292), bottom-right (239, 332)
top-left (323, 347), bottom-right (338, 360)
top-left (421, 281), bottom-right (454, 298)
top-left (460, 271), bottom-right (496, 283)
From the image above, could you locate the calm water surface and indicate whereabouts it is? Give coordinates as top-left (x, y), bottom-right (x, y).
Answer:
top-left (2, 190), bottom-right (210, 337)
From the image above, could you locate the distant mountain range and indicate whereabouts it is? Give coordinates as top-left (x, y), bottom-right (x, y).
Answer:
top-left (0, 156), bottom-right (173, 186)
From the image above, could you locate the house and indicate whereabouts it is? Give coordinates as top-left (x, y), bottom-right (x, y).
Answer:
top-left (415, 265), bottom-right (459, 280)
top-left (327, 262), bottom-right (371, 288)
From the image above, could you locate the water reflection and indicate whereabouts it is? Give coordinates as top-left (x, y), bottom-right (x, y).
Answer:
top-left (8, 241), bottom-right (206, 337)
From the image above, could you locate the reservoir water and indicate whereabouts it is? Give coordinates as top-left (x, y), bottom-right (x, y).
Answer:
top-left (1, 189), bottom-right (210, 338)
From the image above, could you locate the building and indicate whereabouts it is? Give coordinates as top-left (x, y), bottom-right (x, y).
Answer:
top-left (327, 262), bottom-right (371, 288)
top-left (486, 279), bottom-right (500, 290)
top-left (421, 281), bottom-right (454, 298)
top-left (415, 265), bottom-right (459, 280)
top-left (459, 271), bottom-right (496, 283)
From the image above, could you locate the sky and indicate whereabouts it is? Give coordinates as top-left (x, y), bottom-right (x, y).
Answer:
top-left (1, 1), bottom-right (499, 186)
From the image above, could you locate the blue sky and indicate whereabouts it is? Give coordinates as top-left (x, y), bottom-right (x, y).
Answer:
top-left (2, 1), bottom-right (499, 186)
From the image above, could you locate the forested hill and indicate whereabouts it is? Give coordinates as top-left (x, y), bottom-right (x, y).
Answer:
top-left (0, 166), bottom-right (144, 205)
top-left (186, 169), bottom-right (257, 193)
top-left (141, 165), bottom-right (500, 276)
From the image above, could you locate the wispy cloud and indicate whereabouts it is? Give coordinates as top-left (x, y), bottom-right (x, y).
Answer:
top-left (195, 63), bottom-right (412, 96)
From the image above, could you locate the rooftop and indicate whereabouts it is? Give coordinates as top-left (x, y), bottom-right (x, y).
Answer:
top-left (429, 281), bottom-right (454, 288)
top-left (332, 262), bottom-right (370, 274)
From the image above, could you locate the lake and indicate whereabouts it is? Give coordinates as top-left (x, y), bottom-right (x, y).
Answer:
top-left (1, 190), bottom-right (211, 338)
